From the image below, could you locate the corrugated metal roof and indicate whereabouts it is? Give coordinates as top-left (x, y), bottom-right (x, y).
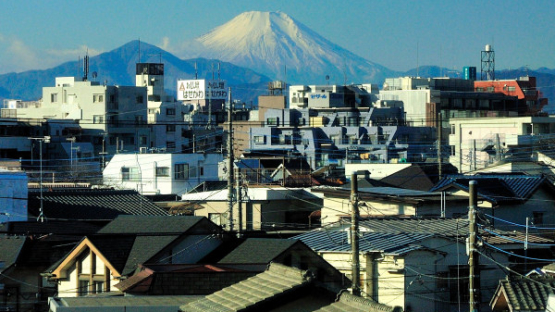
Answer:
top-left (431, 174), bottom-right (548, 203)
top-left (292, 229), bottom-right (431, 255)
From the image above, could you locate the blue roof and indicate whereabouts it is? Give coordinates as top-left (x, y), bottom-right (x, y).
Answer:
top-left (292, 230), bottom-right (432, 255)
top-left (430, 174), bottom-right (548, 203)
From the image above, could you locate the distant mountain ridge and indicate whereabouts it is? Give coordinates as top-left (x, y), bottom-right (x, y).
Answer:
top-left (0, 41), bottom-right (271, 103)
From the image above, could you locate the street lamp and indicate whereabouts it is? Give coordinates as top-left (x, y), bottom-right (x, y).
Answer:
top-left (29, 136), bottom-right (50, 222)
top-left (66, 137), bottom-right (79, 176)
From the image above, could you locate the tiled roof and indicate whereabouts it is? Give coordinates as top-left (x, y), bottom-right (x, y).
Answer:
top-left (0, 221), bottom-right (104, 235)
top-left (96, 215), bottom-right (209, 235)
top-left (50, 295), bottom-right (202, 309)
top-left (72, 235), bottom-right (179, 276)
top-left (180, 263), bottom-right (313, 312)
top-left (28, 189), bottom-right (168, 220)
top-left (314, 291), bottom-right (402, 312)
top-left (492, 276), bottom-right (555, 311)
top-left (430, 174), bottom-right (549, 203)
top-left (0, 235), bottom-right (26, 272)
top-left (217, 238), bottom-right (299, 264)
top-left (293, 229), bottom-right (431, 255)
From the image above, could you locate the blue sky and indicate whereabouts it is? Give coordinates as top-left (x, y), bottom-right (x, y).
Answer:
top-left (1, 0), bottom-right (554, 74)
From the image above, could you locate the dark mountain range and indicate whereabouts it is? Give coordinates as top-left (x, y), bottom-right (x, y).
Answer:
top-left (0, 41), bottom-right (272, 104)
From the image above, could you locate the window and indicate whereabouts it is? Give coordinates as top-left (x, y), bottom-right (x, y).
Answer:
top-left (94, 281), bottom-right (104, 294)
top-left (93, 94), bottom-right (104, 103)
top-left (156, 167), bottom-right (169, 177)
top-left (209, 213), bottom-right (224, 226)
top-left (136, 95), bottom-right (144, 104)
top-left (487, 87), bottom-right (494, 92)
top-left (139, 136), bottom-right (147, 145)
top-left (267, 117), bottom-right (278, 126)
top-left (93, 115), bottom-right (104, 124)
top-left (450, 145), bottom-right (456, 156)
top-left (450, 124), bottom-right (455, 135)
top-left (284, 135), bottom-right (292, 145)
top-left (254, 135), bottom-right (265, 144)
top-left (166, 125), bottom-right (176, 132)
top-left (200, 166), bottom-right (204, 176)
top-left (148, 108), bottom-right (158, 114)
top-left (166, 108), bottom-right (175, 116)
top-left (51, 93), bottom-right (58, 103)
top-left (121, 167), bottom-right (139, 181)
top-left (78, 280), bottom-right (89, 296)
top-left (533, 212), bottom-right (544, 226)
top-left (167, 141), bottom-right (176, 149)
top-left (175, 163), bottom-right (189, 180)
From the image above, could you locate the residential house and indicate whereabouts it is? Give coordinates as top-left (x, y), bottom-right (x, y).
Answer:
top-left (45, 215), bottom-right (224, 297)
top-left (181, 186), bottom-right (323, 231)
top-left (293, 217), bottom-right (554, 312)
top-left (102, 152), bottom-right (223, 195)
top-left (313, 185), bottom-right (469, 226)
top-left (430, 174), bottom-right (555, 230)
top-left (27, 189), bottom-right (168, 221)
top-left (179, 263), bottom-right (372, 312)
top-left (490, 276), bottom-right (555, 312)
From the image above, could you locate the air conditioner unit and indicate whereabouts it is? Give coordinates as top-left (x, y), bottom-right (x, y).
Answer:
top-left (139, 147), bottom-right (147, 154)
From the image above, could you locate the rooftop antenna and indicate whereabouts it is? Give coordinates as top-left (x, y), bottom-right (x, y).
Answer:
top-left (416, 41), bottom-right (419, 77)
top-left (138, 38), bottom-right (141, 64)
top-left (481, 44), bottom-right (495, 80)
top-left (82, 50), bottom-right (89, 82)
top-left (211, 63), bottom-right (215, 81)
top-left (194, 61), bottom-right (198, 79)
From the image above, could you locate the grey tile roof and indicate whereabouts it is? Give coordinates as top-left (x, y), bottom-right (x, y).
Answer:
top-left (217, 238), bottom-right (299, 264)
top-left (84, 235), bottom-right (179, 276)
top-left (292, 229), bottom-right (430, 255)
top-left (492, 276), bottom-right (555, 311)
top-left (180, 263), bottom-right (312, 312)
top-left (51, 295), bottom-right (203, 308)
top-left (0, 235), bottom-right (26, 272)
top-left (96, 215), bottom-right (209, 235)
top-left (28, 190), bottom-right (168, 220)
top-left (314, 291), bottom-right (402, 312)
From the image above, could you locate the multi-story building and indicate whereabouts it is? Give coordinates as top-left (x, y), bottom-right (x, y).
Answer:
top-left (11, 76), bottom-right (149, 157)
top-left (102, 152), bottom-right (223, 195)
top-left (247, 106), bottom-right (436, 169)
top-left (448, 116), bottom-right (555, 172)
top-left (474, 76), bottom-right (548, 116)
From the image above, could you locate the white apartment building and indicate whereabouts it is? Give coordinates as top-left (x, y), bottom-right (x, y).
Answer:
top-left (448, 116), bottom-right (555, 173)
top-left (13, 77), bottom-right (149, 155)
top-left (102, 152), bottom-right (223, 195)
top-left (289, 83), bottom-right (378, 109)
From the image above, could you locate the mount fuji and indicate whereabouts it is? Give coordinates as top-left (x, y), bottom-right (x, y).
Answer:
top-left (181, 11), bottom-right (398, 85)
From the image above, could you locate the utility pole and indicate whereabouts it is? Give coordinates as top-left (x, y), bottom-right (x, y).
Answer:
top-left (468, 180), bottom-right (479, 312)
top-left (437, 112), bottom-right (442, 180)
top-left (236, 167), bottom-right (242, 237)
top-left (351, 172), bottom-right (361, 296)
top-left (227, 87), bottom-right (234, 232)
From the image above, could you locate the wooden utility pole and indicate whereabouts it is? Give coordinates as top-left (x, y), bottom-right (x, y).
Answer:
top-left (468, 180), bottom-right (479, 312)
top-left (227, 87), bottom-right (234, 232)
top-left (351, 172), bottom-right (361, 296)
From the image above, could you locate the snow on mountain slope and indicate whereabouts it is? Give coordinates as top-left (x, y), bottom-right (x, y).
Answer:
top-left (185, 11), bottom-right (396, 84)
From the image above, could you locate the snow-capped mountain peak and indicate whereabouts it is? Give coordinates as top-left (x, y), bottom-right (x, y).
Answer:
top-left (186, 11), bottom-right (394, 84)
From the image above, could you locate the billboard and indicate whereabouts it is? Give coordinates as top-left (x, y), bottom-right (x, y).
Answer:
top-left (177, 79), bottom-right (227, 101)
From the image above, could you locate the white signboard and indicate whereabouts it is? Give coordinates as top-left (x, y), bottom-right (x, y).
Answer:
top-left (177, 79), bottom-right (227, 101)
